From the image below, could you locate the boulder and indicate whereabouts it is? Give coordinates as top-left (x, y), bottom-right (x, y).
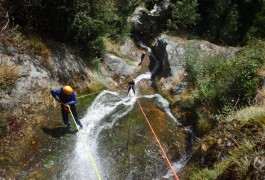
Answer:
top-left (152, 35), bottom-right (238, 95)
top-left (101, 54), bottom-right (139, 86)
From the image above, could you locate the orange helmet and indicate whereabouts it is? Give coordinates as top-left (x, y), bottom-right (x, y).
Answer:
top-left (63, 86), bottom-right (73, 95)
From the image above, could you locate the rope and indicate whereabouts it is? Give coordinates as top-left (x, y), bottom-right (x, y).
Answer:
top-left (136, 99), bottom-right (179, 180)
top-left (67, 105), bottom-right (102, 180)
top-left (77, 91), bottom-right (102, 99)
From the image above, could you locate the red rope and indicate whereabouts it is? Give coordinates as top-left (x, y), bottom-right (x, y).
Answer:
top-left (136, 99), bottom-right (179, 180)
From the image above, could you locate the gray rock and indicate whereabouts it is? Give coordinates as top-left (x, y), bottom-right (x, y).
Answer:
top-left (101, 54), bottom-right (138, 85)
top-left (153, 35), bottom-right (239, 94)
top-left (129, 6), bottom-right (160, 40)
top-left (0, 43), bottom-right (92, 115)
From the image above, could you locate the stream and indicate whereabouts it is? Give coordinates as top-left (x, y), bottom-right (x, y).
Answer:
top-left (58, 43), bottom-right (194, 179)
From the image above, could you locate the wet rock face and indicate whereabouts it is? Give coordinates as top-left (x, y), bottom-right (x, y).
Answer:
top-left (0, 43), bottom-right (92, 114)
top-left (98, 99), bottom-right (188, 179)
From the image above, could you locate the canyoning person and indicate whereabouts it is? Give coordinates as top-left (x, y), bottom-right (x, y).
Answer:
top-left (50, 85), bottom-right (83, 131)
top-left (127, 79), bottom-right (136, 96)
top-left (138, 50), bottom-right (146, 66)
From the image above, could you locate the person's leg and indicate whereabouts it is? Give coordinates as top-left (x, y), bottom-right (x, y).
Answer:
top-left (127, 86), bottom-right (132, 96)
top-left (132, 86), bottom-right (136, 94)
top-left (61, 104), bottom-right (70, 128)
top-left (70, 104), bottom-right (83, 128)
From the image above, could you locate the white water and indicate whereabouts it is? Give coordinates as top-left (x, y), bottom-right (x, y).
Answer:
top-left (60, 42), bottom-right (193, 179)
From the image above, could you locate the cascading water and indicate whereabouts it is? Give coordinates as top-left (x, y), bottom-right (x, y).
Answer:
top-left (59, 90), bottom-right (136, 179)
top-left (60, 41), bottom-right (193, 179)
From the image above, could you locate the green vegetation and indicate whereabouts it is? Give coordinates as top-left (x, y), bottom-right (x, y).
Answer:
top-left (91, 57), bottom-right (102, 70)
top-left (0, 0), bottom-right (265, 178)
top-left (195, 0), bottom-right (265, 45)
top-left (165, 0), bottom-right (265, 45)
top-left (178, 39), bottom-right (265, 179)
top-left (1, 0), bottom-right (264, 58)
top-left (182, 39), bottom-right (265, 135)
top-left (167, 0), bottom-right (199, 34)
top-left (181, 106), bottom-right (265, 179)
top-left (0, 64), bottom-right (19, 91)
top-left (75, 82), bottom-right (106, 114)
top-left (76, 93), bottom-right (99, 114)
top-left (43, 155), bottom-right (55, 167)
top-left (1, 0), bottom-right (137, 59)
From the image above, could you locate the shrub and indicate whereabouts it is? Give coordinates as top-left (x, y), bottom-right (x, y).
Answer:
top-left (167, 0), bottom-right (199, 34)
top-left (196, 0), bottom-right (263, 45)
top-left (26, 36), bottom-right (52, 69)
top-left (91, 57), bottom-right (102, 70)
top-left (0, 64), bottom-right (19, 91)
top-left (197, 108), bottom-right (216, 135)
top-left (185, 40), bottom-right (265, 109)
top-left (247, 2), bottom-right (265, 40)
top-left (183, 39), bottom-right (265, 135)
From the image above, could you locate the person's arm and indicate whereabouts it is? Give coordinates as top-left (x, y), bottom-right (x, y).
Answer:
top-left (50, 89), bottom-right (61, 101)
top-left (68, 92), bottom-right (77, 105)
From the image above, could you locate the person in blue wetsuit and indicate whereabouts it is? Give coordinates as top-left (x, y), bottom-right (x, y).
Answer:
top-left (127, 79), bottom-right (136, 96)
top-left (50, 85), bottom-right (83, 131)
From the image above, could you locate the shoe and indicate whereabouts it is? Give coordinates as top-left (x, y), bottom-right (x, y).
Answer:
top-left (79, 124), bottom-right (83, 129)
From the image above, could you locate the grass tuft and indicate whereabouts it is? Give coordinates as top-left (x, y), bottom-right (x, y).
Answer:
top-left (0, 64), bottom-right (19, 91)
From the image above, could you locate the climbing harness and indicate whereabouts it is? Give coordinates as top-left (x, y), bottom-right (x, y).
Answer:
top-left (67, 104), bottom-right (102, 180)
top-left (136, 99), bottom-right (180, 180)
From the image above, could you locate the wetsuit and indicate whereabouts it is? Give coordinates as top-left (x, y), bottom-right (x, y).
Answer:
top-left (139, 52), bottom-right (146, 66)
top-left (50, 87), bottom-right (82, 128)
top-left (127, 81), bottom-right (136, 96)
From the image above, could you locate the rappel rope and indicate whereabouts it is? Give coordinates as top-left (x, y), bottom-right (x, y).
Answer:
top-left (136, 99), bottom-right (180, 180)
top-left (67, 105), bottom-right (102, 180)
top-left (62, 89), bottom-right (178, 179)
top-left (77, 91), bottom-right (103, 99)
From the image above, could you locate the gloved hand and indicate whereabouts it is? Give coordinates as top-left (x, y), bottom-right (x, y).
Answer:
top-left (64, 104), bottom-right (70, 112)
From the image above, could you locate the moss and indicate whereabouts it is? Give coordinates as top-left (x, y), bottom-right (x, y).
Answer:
top-left (43, 155), bottom-right (55, 167)
top-left (76, 93), bottom-right (98, 113)
top-left (98, 99), bottom-right (187, 178)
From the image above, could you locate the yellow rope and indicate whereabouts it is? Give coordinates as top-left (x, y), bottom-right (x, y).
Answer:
top-left (77, 91), bottom-right (103, 99)
top-left (67, 104), bottom-right (102, 180)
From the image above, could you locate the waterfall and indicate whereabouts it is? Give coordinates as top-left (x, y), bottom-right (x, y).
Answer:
top-left (60, 41), bottom-right (193, 180)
